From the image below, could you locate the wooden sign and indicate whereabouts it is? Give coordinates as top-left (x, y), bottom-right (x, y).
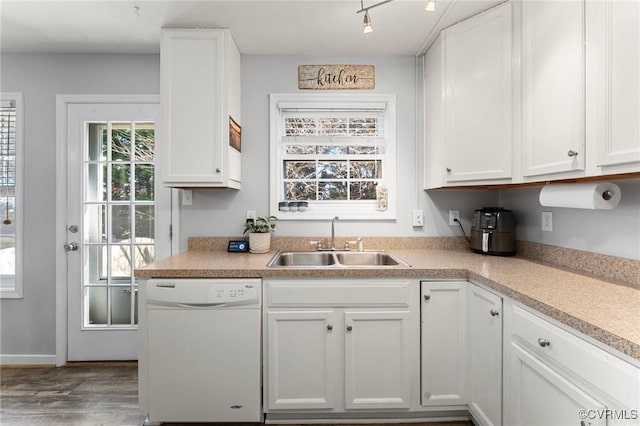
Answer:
top-left (298, 65), bottom-right (375, 90)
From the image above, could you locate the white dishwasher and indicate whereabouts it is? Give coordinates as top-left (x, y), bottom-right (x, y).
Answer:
top-left (146, 279), bottom-right (261, 423)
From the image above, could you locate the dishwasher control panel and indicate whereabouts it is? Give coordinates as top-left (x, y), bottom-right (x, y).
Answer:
top-left (147, 279), bottom-right (260, 308)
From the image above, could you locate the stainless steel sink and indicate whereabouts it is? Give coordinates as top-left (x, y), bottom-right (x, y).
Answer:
top-left (267, 251), bottom-right (409, 268)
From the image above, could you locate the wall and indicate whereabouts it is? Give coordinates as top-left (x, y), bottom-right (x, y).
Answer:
top-left (179, 55), bottom-right (497, 248)
top-left (0, 53), bottom-right (160, 359)
top-left (499, 179), bottom-right (640, 260)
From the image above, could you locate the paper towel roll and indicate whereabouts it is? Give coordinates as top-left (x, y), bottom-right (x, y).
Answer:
top-left (539, 182), bottom-right (621, 209)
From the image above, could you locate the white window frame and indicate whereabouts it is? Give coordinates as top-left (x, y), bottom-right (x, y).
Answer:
top-left (0, 93), bottom-right (23, 299)
top-left (269, 93), bottom-right (397, 220)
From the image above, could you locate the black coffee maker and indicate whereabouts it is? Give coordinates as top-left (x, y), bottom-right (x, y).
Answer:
top-left (470, 207), bottom-right (516, 256)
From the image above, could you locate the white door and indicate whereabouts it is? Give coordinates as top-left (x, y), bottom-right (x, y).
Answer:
top-left (344, 310), bottom-right (412, 410)
top-left (266, 310), bottom-right (337, 410)
top-left (64, 100), bottom-right (172, 361)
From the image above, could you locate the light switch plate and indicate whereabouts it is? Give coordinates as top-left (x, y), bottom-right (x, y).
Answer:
top-left (412, 209), bottom-right (424, 227)
top-left (182, 189), bottom-right (193, 206)
top-left (542, 211), bottom-right (553, 232)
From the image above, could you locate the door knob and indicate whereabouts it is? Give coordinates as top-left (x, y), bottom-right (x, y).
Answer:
top-left (64, 242), bottom-right (79, 252)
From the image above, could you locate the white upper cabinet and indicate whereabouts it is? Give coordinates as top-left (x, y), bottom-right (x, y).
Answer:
top-left (161, 29), bottom-right (242, 188)
top-left (587, 0), bottom-right (640, 171)
top-left (442, 2), bottom-right (513, 183)
top-left (520, 0), bottom-right (586, 178)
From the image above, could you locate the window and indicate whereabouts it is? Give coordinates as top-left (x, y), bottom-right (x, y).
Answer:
top-left (270, 94), bottom-right (396, 220)
top-left (0, 93), bottom-right (23, 298)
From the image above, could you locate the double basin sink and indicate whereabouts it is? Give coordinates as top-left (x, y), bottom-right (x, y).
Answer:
top-left (267, 251), bottom-right (410, 268)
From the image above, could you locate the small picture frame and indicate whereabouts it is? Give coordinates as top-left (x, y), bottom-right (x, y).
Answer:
top-left (229, 116), bottom-right (241, 152)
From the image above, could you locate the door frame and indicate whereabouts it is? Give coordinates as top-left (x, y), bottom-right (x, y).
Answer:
top-left (55, 94), bottom-right (179, 366)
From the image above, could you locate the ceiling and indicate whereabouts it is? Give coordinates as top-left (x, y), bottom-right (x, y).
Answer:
top-left (0, 0), bottom-right (501, 56)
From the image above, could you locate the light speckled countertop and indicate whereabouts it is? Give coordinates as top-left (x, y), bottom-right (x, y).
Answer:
top-left (136, 249), bottom-right (640, 361)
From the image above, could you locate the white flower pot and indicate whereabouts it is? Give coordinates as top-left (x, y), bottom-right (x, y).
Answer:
top-left (248, 232), bottom-right (271, 253)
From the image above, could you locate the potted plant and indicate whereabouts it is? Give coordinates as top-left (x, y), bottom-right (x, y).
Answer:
top-left (243, 216), bottom-right (277, 253)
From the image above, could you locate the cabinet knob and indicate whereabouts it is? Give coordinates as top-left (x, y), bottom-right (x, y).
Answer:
top-left (567, 150), bottom-right (578, 157)
top-left (446, 167), bottom-right (452, 172)
top-left (537, 338), bottom-right (551, 347)
top-left (327, 324), bottom-right (333, 331)
top-left (490, 309), bottom-right (500, 317)
top-left (346, 325), bottom-right (353, 332)
top-left (216, 168), bottom-right (221, 173)
top-left (424, 294), bottom-right (431, 301)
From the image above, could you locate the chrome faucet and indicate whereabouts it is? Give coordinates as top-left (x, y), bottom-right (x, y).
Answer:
top-left (330, 216), bottom-right (339, 250)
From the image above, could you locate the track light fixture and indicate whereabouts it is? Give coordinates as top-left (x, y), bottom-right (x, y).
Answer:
top-left (363, 11), bottom-right (373, 33)
top-left (357, 0), bottom-right (434, 34)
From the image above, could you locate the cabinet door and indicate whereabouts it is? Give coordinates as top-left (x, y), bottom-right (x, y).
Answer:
top-left (443, 2), bottom-right (512, 182)
top-left (508, 343), bottom-right (606, 426)
top-left (468, 285), bottom-right (502, 426)
top-left (266, 310), bottom-right (337, 410)
top-left (420, 282), bottom-right (467, 406)
top-left (589, 0), bottom-right (640, 168)
top-left (161, 29), bottom-right (225, 186)
top-left (344, 310), bottom-right (412, 410)
top-left (521, 1), bottom-right (586, 177)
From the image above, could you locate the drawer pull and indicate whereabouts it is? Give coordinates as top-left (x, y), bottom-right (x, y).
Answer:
top-left (490, 309), bottom-right (500, 317)
top-left (537, 338), bottom-right (551, 347)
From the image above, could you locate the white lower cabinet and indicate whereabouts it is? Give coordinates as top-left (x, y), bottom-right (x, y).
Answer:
top-left (468, 285), bottom-right (503, 426)
top-left (264, 279), bottom-right (418, 414)
top-left (504, 301), bottom-right (640, 426)
top-left (266, 310), bottom-right (337, 410)
top-left (420, 281), bottom-right (467, 406)
top-left (509, 342), bottom-right (606, 426)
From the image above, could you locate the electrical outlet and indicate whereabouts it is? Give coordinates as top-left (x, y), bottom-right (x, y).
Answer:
top-left (412, 209), bottom-right (424, 227)
top-left (449, 210), bottom-right (460, 226)
top-left (246, 210), bottom-right (257, 221)
top-left (181, 190), bottom-right (193, 206)
top-left (542, 211), bottom-right (553, 232)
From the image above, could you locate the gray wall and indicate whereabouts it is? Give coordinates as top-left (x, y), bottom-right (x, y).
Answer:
top-left (0, 53), bottom-right (160, 358)
top-left (499, 179), bottom-right (640, 260)
top-left (179, 55), bottom-right (497, 247)
top-left (1, 52), bottom-right (637, 359)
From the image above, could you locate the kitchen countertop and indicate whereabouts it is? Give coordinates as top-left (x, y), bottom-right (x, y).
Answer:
top-left (136, 248), bottom-right (640, 361)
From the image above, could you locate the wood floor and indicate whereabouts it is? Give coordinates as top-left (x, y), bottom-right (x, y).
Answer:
top-left (0, 364), bottom-right (473, 426)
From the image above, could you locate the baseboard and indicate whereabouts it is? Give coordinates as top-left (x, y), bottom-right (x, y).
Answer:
top-left (0, 354), bottom-right (56, 366)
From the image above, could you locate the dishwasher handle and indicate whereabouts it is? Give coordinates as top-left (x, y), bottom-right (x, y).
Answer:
top-left (177, 302), bottom-right (227, 308)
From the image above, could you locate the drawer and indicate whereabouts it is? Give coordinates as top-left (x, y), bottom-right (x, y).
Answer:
top-left (265, 279), bottom-right (414, 308)
top-left (510, 303), bottom-right (640, 410)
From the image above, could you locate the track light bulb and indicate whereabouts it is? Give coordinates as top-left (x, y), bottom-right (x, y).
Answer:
top-left (425, 0), bottom-right (436, 11)
top-left (363, 11), bottom-right (373, 33)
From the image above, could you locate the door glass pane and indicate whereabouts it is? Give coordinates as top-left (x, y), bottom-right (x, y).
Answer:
top-left (134, 123), bottom-right (155, 162)
top-left (87, 122), bottom-right (107, 161)
top-left (86, 286), bottom-right (107, 326)
top-left (85, 245), bottom-right (106, 284)
top-left (110, 287), bottom-right (131, 325)
top-left (135, 164), bottom-right (154, 201)
top-left (110, 245), bottom-right (131, 278)
top-left (84, 204), bottom-right (106, 243)
top-left (85, 163), bottom-right (107, 202)
top-left (111, 164), bottom-right (131, 201)
top-left (111, 123), bottom-right (131, 162)
top-left (111, 205), bottom-right (131, 243)
top-left (135, 205), bottom-right (154, 240)
top-left (133, 245), bottom-right (154, 268)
